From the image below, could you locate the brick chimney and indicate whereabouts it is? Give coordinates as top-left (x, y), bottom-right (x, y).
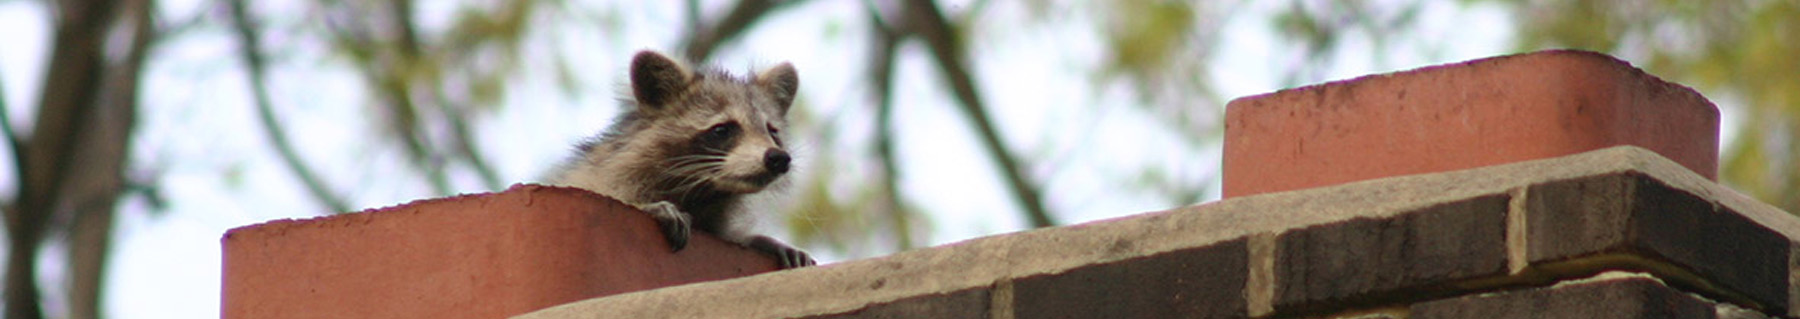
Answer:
top-left (222, 185), bottom-right (780, 319)
top-left (1222, 49), bottom-right (1718, 198)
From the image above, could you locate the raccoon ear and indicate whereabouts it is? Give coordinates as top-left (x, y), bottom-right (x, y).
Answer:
top-left (630, 51), bottom-right (691, 109)
top-left (755, 62), bottom-right (799, 114)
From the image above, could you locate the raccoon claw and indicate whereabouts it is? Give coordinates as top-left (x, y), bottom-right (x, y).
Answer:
top-left (779, 248), bottom-right (816, 269)
top-left (641, 202), bottom-right (691, 252)
top-left (749, 235), bottom-right (816, 269)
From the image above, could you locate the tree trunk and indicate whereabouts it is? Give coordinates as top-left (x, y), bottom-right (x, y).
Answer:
top-left (65, 0), bottom-right (155, 317)
top-left (5, 0), bottom-right (125, 318)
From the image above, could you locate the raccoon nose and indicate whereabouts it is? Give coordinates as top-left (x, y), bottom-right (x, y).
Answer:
top-left (763, 149), bottom-right (791, 174)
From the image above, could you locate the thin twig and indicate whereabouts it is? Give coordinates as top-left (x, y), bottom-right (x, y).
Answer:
top-left (0, 68), bottom-right (19, 192)
top-left (228, 0), bottom-right (352, 213)
top-left (903, 0), bottom-right (1056, 227)
top-left (386, 0), bottom-right (456, 196)
top-left (680, 0), bottom-right (807, 62)
top-left (442, 102), bottom-right (503, 190)
top-left (864, 1), bottom-right (914, 250)
top-left (684, 0), bottom-right (702, 38)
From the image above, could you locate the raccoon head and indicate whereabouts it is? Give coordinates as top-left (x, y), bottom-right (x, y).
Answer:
top-left (629, 51), bottom-right (798, 195)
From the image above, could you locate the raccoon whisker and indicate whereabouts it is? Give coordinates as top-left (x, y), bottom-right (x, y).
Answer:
top-left (662, 154), bottom-right (723, 168)
top-left (665, 162), bottom-right (724, 176)
top-left (665, 162), bottom-right (723, 175)
top-left (696, 144), bottom-right (734, 154)
top-left (665, 155), bottom-right (718, 165)
top-left (666, 177), bottom-right (702, 195)
top-left (661, 164), bottom-right (720, 190)
top-left (663, 154), bottom-right (727, 164)
top-left (682, 167), bottom-right (726, 192)
top-left (669, 173), bottom-right (718, 199)
top-left (654, 175), bottom-right (699, 196)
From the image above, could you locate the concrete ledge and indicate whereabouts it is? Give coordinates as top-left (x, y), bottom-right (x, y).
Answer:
top-left (1524, 172), bottom-right (1791, 311)
top-left (1411, 272), bottom-right (1737, 319)
top-left (514, 146), bottom-right (1798, 318)
top-left (1223, 49), bottom-right (1719, 198)
top-left (222, 185), bottom-right (779, 319)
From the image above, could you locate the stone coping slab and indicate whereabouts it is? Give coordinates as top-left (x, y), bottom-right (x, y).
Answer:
top-left (516, 146), bottom-right (1797, 318)
top-left (1411, 271), bottom-right (1755, 319)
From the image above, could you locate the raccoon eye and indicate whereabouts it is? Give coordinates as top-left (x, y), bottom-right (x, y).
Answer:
top-left (766, 123), bottom-right (780, 135)
top-left (704, 122), bottom-right (738, 143)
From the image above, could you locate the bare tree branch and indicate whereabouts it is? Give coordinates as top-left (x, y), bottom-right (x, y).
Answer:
top-left (416, 0), bottom-right (528, 191)
top-left (901, 0), bottom-right (1056, 228)
top-left (228, 0), bottom-right (352, 213)
top-left (679, 0), bottom-right (806, 62)
top-left (864, 2), bottom-right (915, 250)
top-left (684, 0), bottom-right (703, 38)
top-left (376, 77), bottom-right (456, 196)
top-left (326, 0), bottom-right (522, 195)
top-left (387, 0), bottom-right (519, 193)
top-left (67, 1), bottom-right (157, 317)
top-left (8, 0), bottom-right (122, 317)
top-left (0, 68), bottom-right (19, 191)
top-left (441, 104), bottom-right (503, 190)
top-left (385, 0), bottom-right (456, 196)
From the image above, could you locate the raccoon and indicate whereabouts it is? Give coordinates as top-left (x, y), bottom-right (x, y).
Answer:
top-left (547, 50), bottom-right (814, 269)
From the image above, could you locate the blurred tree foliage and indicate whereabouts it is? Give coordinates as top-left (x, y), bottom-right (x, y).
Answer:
top-left (230, 0), bottom-right (540, 210)
top-left (1499, 0), bottom-right (1800, 212)
top-left (2, 0), bottom-right (1797, 317)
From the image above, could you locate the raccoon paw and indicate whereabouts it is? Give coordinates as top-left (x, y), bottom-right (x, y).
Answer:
top-left (748, 235), bottom-right (816, 269)
top-left (640, 201), bottom-right (691, 252)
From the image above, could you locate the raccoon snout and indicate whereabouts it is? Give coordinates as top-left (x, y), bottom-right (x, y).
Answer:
top-left (763, 149), bottom-right (791, 174)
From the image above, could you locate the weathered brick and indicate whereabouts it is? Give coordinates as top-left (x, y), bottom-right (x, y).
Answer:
top-left (1525, 172), bottom-right (1790, 312)
top-left (1011, 238), bottom-right (1249, 319)
top-left (1524, 173), bottom-right (1633, 261)
top-left (1412, 274), bottom-right (1717, 319)
top-left (1223, 49), bottom-right (1718, 198)
top-left (1272, 194), bottom-right (1510, 311)
top-left (801, 288), bottom-right (989, 319)
top-left (223, 185), bottom-right (778, 319)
